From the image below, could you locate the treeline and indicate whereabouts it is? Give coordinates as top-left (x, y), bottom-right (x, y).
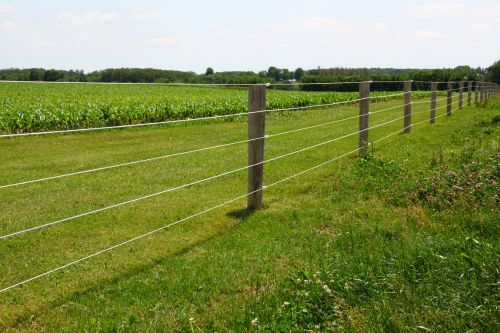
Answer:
top-left (0, 68), bottom-right (198, 83)
top-left (300, 66), bottom-right (486, 91)
top-left (0, 68), bottom-right (87, 82)
top-left (0, 67), bottom-right (272, 84)
top-left (1, 63), bottom-right (497, 90)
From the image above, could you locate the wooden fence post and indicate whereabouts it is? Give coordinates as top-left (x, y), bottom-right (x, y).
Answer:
top-left (467, 81), bottom-right (472, 106)
top-left (247, 84), bottom-right (266, 210)
top-left (459, 81), bottom-right (464, 110)
top-left (358, 81), bottom-right (370, 155)
top-left (430, 82), bottom-right (437, 124)
top-left (480, 82), bottom-right (484, 105)
top-left (447, 82), bottom-right (453, 116)
top-left (403, 80), bottom-right (412, 133)
top-left (475, 81), bottom-right (479, 106)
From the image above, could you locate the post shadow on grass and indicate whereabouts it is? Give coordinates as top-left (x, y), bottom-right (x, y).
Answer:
top-left (226, 207), bottom-right (257, 220)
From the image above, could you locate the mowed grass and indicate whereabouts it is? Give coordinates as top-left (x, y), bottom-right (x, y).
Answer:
top-left (0, 93), bottom-right (498, 331)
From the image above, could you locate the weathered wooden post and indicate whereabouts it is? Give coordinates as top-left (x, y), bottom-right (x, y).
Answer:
top-left (475, 81), bottom-right (479, 106)
top-left (459, 81), bottom-right (464, 110)
top-left (447, 82), bottom-right (453, 116)
top-left (467, 81), bottom-right (472, 106)
top-left (358, 81), bottom-right (370, 155)
top-left (403, 80), bottom-right (412, 133)
top-left (480, 81), bottom-right (484, 105)
top-left (430, 82), bottom-right (437, 124)
top-left (247, 84), bottom-right (266, 210)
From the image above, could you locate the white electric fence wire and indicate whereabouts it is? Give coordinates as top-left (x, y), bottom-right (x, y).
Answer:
top-left (0, 107), bottom-right (453, 294)
top-left (0, 109), bottom-right (425, 241)
top-left (0, 101), bottom-right (414, 189)
top-left (0, 94), bottom-right (405, 138)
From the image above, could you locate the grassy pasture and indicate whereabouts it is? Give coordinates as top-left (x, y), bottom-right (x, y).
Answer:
top-left (0, 89), bottom-right (498, 331)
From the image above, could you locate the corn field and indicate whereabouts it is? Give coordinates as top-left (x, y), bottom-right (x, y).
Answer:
top-left (0, 83), bottom-right (438, 133)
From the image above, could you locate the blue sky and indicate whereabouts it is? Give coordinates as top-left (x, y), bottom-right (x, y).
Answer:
top-left (0, 0), bottom-right (498, 73)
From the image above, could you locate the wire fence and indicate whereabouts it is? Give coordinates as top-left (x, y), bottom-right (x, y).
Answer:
top-left (0, 79), bottom-right (498, 294)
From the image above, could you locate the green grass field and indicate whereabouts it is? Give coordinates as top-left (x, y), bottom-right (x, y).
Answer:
top-left (0, 91), bottom-right (498, 332)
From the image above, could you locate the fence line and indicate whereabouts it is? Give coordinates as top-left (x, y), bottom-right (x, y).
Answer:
top-left (0, 89), bottom-right (460, 189)
top-left (0, 101), bottom-right (416, 189)
top-left (0, 96), bottom-right (460, 190)
top-left (0, 107), bottom-right (432, 240)
top-left (0, 110), bottom-right (453, 294)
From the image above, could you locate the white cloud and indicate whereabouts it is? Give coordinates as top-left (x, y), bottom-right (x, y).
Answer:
top-left (58, 11), bottom-right (120, 24)
top-left (415, 30), bottom-right (446, 41)
top-left (130, 8), bottom-right (165, 21)
top-left (0, 3), bottom-right (13, 13)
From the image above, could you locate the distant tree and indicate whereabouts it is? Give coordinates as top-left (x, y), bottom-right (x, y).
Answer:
top-left (267, 66), bottom-right (281, 81)
top-left (78, 70), bottom-right (87, 82)
top-left (294, 67), bottom-right (304, 81)
top-left (485, 60), bottom-right (500, 84)
top-left (29, 69), bottom-right (42, 81)
top-left (205, 67), bottom-right (214, 75)
top-left (43, 69), bottom-right (63, 81)
top-left (281, 69), bottom-right (291, 81)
